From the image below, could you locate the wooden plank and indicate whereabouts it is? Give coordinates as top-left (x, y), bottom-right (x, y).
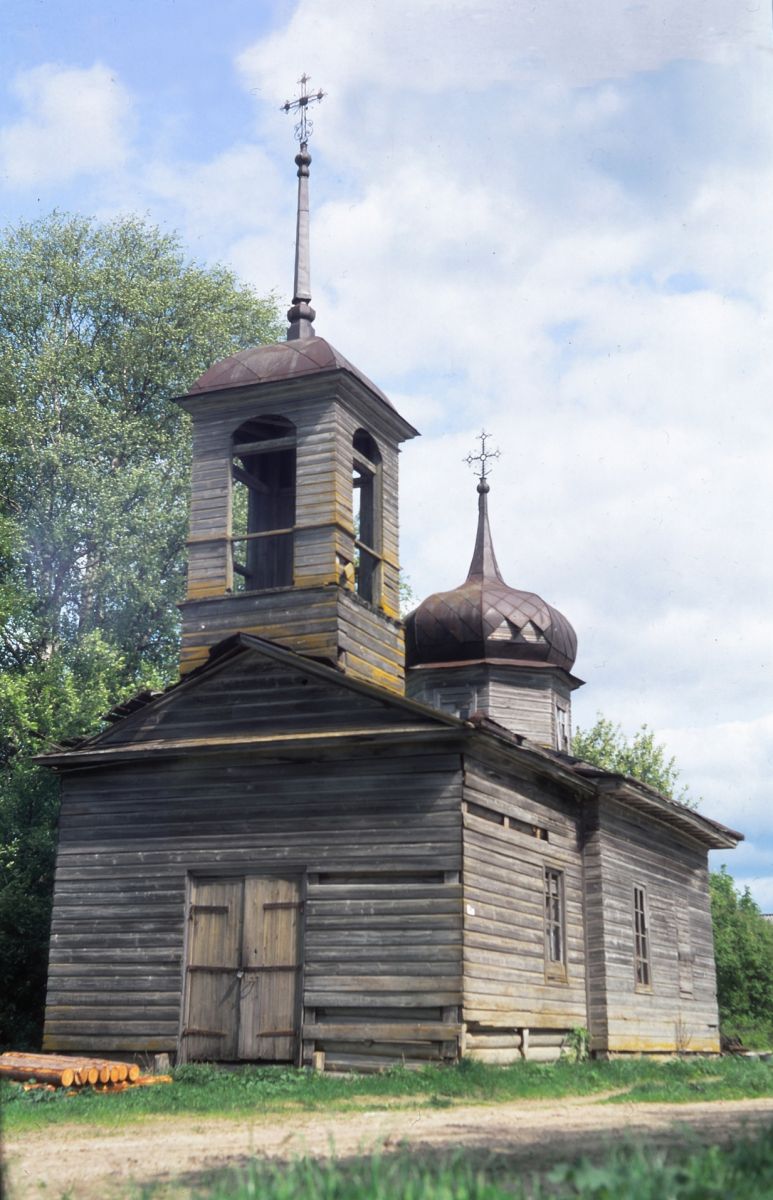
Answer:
top-left (302, 1022), bottom-right (461, 1040)
top-left (239, 876), bottom-right (301, 1062)
top-left (181, 878), bottom-right (242, 1062)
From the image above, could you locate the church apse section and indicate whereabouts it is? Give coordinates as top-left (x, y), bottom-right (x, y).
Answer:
top-left (581, 789), bottom-right (725, 1055)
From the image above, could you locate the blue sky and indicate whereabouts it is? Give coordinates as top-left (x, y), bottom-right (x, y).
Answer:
top-left (2, 1), bottom-right (772, 908)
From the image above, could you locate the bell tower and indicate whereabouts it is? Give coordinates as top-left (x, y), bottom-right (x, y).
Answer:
top-left (176, 78), bottom-right (417, 691)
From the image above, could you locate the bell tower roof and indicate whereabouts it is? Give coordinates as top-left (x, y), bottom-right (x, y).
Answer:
top-left (183, 336), bottom-right (414, 434)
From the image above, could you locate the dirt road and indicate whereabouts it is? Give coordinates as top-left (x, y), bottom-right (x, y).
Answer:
top-left (6, 1095), bottom-right (773, 1198)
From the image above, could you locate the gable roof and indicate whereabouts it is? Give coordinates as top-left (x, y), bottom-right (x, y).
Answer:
top-left (36, 633), bottom-right (741, 851)
top-left (37, 634), bottom-right (463, 766)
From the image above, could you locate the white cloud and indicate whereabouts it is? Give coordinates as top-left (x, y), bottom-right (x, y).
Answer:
top-left (2, 4), bottom-right (770, 905)
top-left (658, 715), bottom-right (773, 822)
top-left (0, 63), bottom-right (133, 188)
top-left (142, 144), bottom-right (285, 246)
top-left (237, 0), bottom-right (767, 100)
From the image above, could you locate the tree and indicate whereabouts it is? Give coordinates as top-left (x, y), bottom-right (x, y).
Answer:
top-left (709, 867), bottom-right (773, 1044)
top-left (0, 212), bottom-right (283, 1046)
top-left (0, 211), bottom-right (282, 674)
top-left (572, 713), bottom-right (693, 807)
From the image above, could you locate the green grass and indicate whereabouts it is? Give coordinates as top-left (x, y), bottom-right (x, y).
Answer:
top-left (3, 1056), bottom-right (772, 1134)
top-left (139, 1125), bottom-right (773, 1199)
top-left (721, 1015), bottom-right (773, 1050)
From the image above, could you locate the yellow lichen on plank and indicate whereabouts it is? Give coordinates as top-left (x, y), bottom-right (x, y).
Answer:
top-left (605, 1033), bottom-right (721, 1054)
top-left (186, 581), bottom-right (226, 600)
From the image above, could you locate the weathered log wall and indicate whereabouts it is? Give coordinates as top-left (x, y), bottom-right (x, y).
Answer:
top-left (43, 751), bottom-right (463, 1067)
top-left (583, 797), bottom-right (721, 1054)
top-left (460, 757), bottom-right (588, 1036)
top-left (407, 664), bottom-right (575, 748)
top-left (96, 649), bottom-right (424, 749)
top-left (179, 372), bottom-right (408, 690)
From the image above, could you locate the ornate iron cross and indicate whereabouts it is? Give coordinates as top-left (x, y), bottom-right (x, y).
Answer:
top-left (465, 430), bottom-right (501, 483)
top-left (281, 73), bottom-right (325, 145)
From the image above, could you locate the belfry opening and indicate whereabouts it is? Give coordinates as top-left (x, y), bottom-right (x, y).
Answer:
top-left (231, 416), bottom-right (297, 592)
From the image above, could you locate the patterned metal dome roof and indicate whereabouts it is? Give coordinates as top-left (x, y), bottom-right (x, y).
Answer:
top-left (186, 337), bottom-right (394, 408)
top-left (405, 483), bottom-right (577, 672)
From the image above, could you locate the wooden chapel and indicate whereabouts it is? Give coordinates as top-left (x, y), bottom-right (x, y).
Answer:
top-left (39, 98), bottom-right (741, 1069)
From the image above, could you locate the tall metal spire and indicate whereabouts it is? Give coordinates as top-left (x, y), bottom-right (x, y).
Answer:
top-left (464, 431), bottom-right (503, 582)
top-left (281, 74), bottom-right (325, 342)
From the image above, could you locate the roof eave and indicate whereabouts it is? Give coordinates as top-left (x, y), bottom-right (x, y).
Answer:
top-left (173, 364), bottom-right (419, 441)
top-left (585, 772), bottom-right (743, 849)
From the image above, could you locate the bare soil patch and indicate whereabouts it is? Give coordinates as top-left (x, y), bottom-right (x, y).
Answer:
top-left (6, 1095), bottom-right (773, 1199)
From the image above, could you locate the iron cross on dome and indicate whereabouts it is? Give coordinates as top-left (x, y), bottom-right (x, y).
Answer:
top-left (465, 430), bottom-right (501, 485)
top-left (281, 73), bottom-right (326, 144)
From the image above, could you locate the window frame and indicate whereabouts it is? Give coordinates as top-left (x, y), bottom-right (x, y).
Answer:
top-left (543, 866), bottom-right (567, 983)
top-left (555, 702), bottom-right (570, 752)
top-left (633, 884), bottom-right (652, 991)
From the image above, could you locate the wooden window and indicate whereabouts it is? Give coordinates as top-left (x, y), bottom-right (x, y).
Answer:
top-left (433, 685), bottom-right (477, 720)
top-left (634, 885), bottom-right (651, 988)
top-left (352, 430), bottom-right (382, 604)
top-left (555, 703), bottom-right (570, 752)
top-left (544, 868), bottom-right (566, 979)
top-left (231, 416), bottom-right (296, 591)
top-left (676, 904), bottom-right (694, 997)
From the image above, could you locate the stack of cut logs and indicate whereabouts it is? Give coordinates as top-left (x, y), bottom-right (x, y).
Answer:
top-left (0, 1051), bottom-right (171, 1091)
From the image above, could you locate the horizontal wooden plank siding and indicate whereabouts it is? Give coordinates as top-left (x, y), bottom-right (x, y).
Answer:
top-left (586, 798), bottom-right (721, 1054)
top-left (461, 757), bottom-right (587, 1033)
top-left (407, 664), bottom-right (575, 746)
top-left (43, 751), bottom-right (463, 1061)
top-left (180, 370), bottom-right (410, 688)
top-left (179, 588), bottom-right (405, 692)
top-left (98, 650), bottom-right (420, 750)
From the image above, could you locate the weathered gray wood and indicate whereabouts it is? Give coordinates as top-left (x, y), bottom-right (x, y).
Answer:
top-left (302, 1022), bottom-right (461, 1040)
top-left (581, 796), bottom-right (721, 1054)
top-left (461, 756), bottom-right (587, 1037)
top-left (180, 370), bottom-right (415, 687)
top-left (238, 876), bottom-right (302, 1062)
top-left (465, 1032), bottom-right (522, 1050)
top-left (406, 663), bottom-right (576, 748)
top-left (181, 878), bottom-right (242, 1062)
top-left (43, 746), bottom-right (464, 1060)
top-left (466, 1047), bottom-right (522, 1064)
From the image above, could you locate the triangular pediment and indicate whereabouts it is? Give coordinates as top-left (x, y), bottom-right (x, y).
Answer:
top-left (66, 636), bottom-right (456, 758)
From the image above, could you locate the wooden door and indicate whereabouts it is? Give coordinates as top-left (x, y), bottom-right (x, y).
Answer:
top-left (182, 875), bottom-right (302, 1063)
top-left (238, 876), bottom-right (303, 1062)
top-left (182, 877), bottom-right (243, 1061)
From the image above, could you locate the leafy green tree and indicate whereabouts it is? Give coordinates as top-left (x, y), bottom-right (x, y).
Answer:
top-left (0, 212), bottom-right (283, 1046)
top-left (572, 713), bottom-right (693, 807)
top-left (0, 211), bottom-right (282, 672)
top-left (710, 867), bottom-right (773, 1045)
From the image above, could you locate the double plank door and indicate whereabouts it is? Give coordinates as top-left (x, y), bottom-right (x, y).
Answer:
top-left (181, 875), bottom-right (303, 1062)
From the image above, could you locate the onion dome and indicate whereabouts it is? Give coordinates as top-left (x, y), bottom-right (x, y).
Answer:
top-left (405, 480), bottom-right (577, 671)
